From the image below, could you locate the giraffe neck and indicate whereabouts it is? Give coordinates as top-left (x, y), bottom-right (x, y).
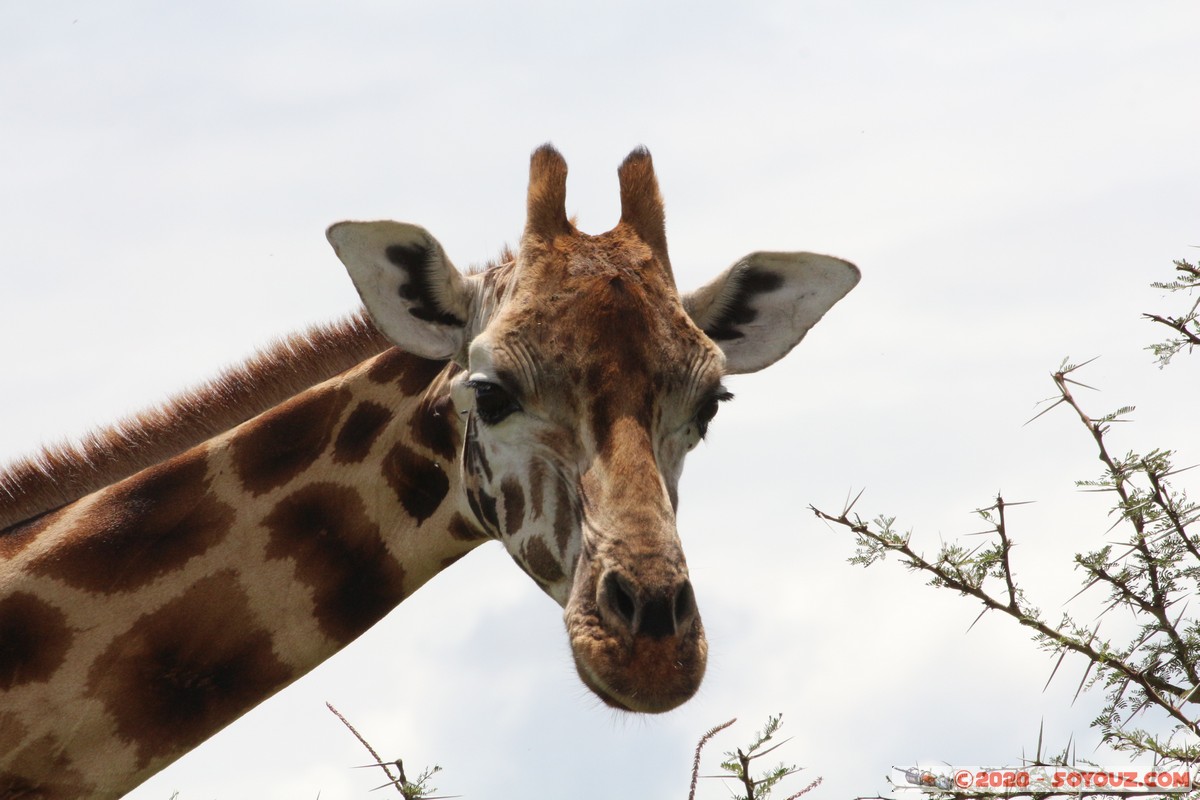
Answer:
top-left (0, 347), bottom-right (484, 799)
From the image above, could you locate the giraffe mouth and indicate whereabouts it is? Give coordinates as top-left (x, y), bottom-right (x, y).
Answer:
top-left (576, 666), bottom-right (636, 712)
top-left (567, 613), bottom-right (708, 714)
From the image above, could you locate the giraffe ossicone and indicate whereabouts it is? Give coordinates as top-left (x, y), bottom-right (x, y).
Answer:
top-left (0, 145), bottom-right (859, 798)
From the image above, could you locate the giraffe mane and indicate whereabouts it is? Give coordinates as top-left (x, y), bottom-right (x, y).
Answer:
top-left (0, 310), bottom-right (391, 531)
top-left (0, 243), bottom-right (518, 532)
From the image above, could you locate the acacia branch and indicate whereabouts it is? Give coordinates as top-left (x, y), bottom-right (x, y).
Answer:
top-left (1052, 369), bottom-right (1200, 690)
top-left (1143, 312), bottom-right (1200, 347)
top-left (809, 504), bottom-right (1196, 735)
top-left (1146, 468), bottom-right (1200, 561)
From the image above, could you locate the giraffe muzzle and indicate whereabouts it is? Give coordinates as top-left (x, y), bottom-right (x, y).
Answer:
top-left (565, 565), bottom-right (708, 713)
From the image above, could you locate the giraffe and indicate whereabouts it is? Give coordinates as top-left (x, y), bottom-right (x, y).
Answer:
top-left (0, 145), bottom-right (859, 799)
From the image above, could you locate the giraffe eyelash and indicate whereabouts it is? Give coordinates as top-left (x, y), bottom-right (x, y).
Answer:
top-left (465, 379), bottom-right (523, 425)
top-left (696, 389), bottom-right (733, 438)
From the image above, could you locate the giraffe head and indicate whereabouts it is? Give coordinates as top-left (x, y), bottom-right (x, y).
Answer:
top-left (327, 145), bottom-right (858, 713)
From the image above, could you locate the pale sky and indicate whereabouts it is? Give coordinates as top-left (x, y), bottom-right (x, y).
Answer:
top-left (2, 2), bottom-right (1199, 798)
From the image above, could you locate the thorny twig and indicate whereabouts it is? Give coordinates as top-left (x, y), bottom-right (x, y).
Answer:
top-left (689, 718), bottom-right (737, 800)
top-left (812, 336), bottom-right (1200, 796)
top-left (328, 702), bottom-right (450, 798)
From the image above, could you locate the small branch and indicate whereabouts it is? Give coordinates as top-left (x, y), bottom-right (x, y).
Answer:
top-left (327, 702), bottom-right (402, 794)
top-left (1146, 468), bottom-right (1200, 561)
top-left (995, 496), bottom-right (1019, 610)
top-left (736, 748), bottom-right (756, 798)
top-left (689, 718), bottom-right (736, 800)
top-left (783, 775), bottom-right (823, 799)
top-left (1143, 312), bottom-right (1200, 347)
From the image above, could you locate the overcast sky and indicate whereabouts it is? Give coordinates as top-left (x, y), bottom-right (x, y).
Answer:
top-left (3, 2), bottom-right (1199, 798)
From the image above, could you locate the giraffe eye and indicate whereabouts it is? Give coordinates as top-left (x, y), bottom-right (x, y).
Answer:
top-left (467, 380), bottom-right (522, 425)
top-left (695, 389), bottom-right (733, 438)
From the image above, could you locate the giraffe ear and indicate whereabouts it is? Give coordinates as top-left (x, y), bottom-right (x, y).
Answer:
top-left (683, 252), bottom-right (860, 375)
top-left (327, 221), bottom-right (475, 361)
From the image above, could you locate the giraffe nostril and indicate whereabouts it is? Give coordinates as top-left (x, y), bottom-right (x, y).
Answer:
top-left (674, 580), bottom-right (696, 630)
top-left (602, 572), bottom-right (637, 628)
top-left (599, 572), bottom-right (696, 639)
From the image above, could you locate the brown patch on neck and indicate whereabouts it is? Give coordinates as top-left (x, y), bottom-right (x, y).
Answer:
top-left (263, 483), bottom-right (407, 643)
top-left (382, 442), bottom-right (451, 525)
top-left (86, 570), bottom-right (294, 770)
top-left (332, 401), bottom-right (394, 464)
top-left (0, 311), bottom-right (391, 531)
top-left (30, 448), bottom-right (236, 593)
top-left (365, 348), bottom-right (448, 392)
top-left (0, 592), bottom-right (72, 691)
top-left (230, 386), bottom-right (353, 496)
